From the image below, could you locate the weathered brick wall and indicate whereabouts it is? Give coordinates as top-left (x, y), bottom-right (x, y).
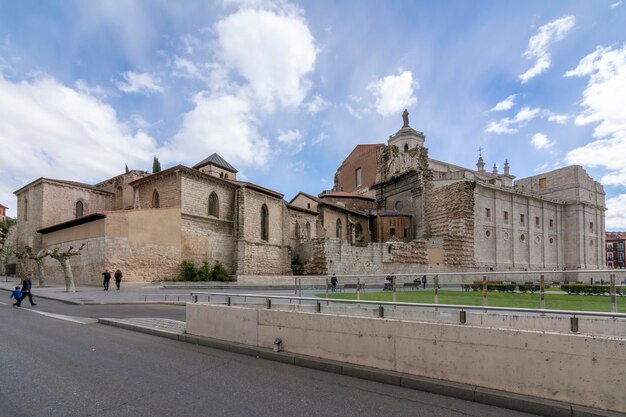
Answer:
top-left (181, 215), bottom-right (235, 274)
top-left (15, 183), bottom-right (45, 250)
top-left (180, 175), bottom-right (235, 220)
top-left (336, 145), bottom-right (382, 194)
top-left (235, 187), bottom-right (291, 275)
top-left (425, 181), bottom-right (475, 267)
top-left (96, 171), bottom-right (147, 210)
top-left (42, 183), bottom-right (111, 227)
top-left (302, 238), bottom-right (427, 275)
top-left (135, 173), bottom-right (181, 209)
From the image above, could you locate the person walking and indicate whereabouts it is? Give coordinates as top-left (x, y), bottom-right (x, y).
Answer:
top-left (20, 273), bottom-right (37, 306)
top-left (331, 273), bottom-right (338, 292)
top-left (421, 275), bottom-right (427, 289)
top-left (102, 268), bottom-right (111, 291)
top-left (114, 269), bottom-right (123, 290)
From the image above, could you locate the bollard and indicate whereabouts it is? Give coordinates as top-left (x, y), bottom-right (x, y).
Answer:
top-left (570, 316), bottom-right (579, 333)
top-left (482, 275), bottom-right (488, 308)
top-left (192, 295), bottom-right (198, 303)
top-left (434, 275), bottom-right (439, 306)
top-left (459, 310), bottom-right (466, 324)
top-left (539, 275), bottom-right (546, 310)
top-left (378, 305), bottom-right (384, 318)
top-left (226, 296), bottom-right (231, 306)
top-left (357, 277), bottom-right (361, 302)
top-left (392, 276), bottom-right (397, 303)
top-left (266, 298), bottom-right (272, 309)
top-left (298, 278), bottom-right (302, 305)
top-left (316, 302), bottom-right (321, 313)
top-left (610, 274), bottom-right (617, 313)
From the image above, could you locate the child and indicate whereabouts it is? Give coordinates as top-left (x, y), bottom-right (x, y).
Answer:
top-left (10, 286), bottom-right (23, 307)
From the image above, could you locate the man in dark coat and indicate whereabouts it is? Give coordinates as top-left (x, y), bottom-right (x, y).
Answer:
top-left (20, 273), bottom-right (37, 306)
top-left (102, 268), bottom-right (111, 291)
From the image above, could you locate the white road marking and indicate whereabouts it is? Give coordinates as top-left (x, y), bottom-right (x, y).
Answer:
top-left (0, 301), bottom-right (98, 324)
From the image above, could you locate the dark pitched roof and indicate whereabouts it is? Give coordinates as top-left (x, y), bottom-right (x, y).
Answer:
top-left (193, 153), bottom-right (238, 173)
top-left (319, 191), bottom-right (375, 201)
top-left (37, 213), bottom-right (107, 234)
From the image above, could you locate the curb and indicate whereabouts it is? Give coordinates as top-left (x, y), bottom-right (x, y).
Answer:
top-left (96, 318), bottom-right (623, 417)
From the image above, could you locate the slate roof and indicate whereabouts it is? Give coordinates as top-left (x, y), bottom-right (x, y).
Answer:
top-left (193, 153), bottom-right (238, 173)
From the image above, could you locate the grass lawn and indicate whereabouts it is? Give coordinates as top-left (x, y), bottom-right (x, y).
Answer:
top-left (321, 290), bottom-right (626, 313)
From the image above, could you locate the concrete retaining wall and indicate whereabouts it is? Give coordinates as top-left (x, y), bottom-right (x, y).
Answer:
top-left (186, 303), bottom-right (626, 413)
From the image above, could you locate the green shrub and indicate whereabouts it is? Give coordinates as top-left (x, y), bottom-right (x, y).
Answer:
top-left (211, 262), bottom-right (233, 282)
top-left (517, 283), bottom-right (540, 293)
top-left (561, 284), bottom-right (611, 295)
top-left (180, 260), bottom-right (198, 282)
top-left (198, 260), bottom-right (211, 281)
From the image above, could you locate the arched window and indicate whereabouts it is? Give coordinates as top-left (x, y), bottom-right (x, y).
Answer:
top-left (24, 198), bottom-right (28, 221)
top-left (336, 219), bottom-right (342, 239)
top-left (404, 144), bottom-right (409, 152)
top-left (208, 192), bottom-right (219, 217)
top-left (152, 190), bottom-right (160, 208)
top-left (75, 201), bottom-right (84, 218)
top-left (295, 221), bottom-right (301, 238)
top-left (260, 204), bottom-right (268, 241)
top-left (305, 222), bottom-right (311, 239)
top-left (355, 223), bottom-right (362, 239)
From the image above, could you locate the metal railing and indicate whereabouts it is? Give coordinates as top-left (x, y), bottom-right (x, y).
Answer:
top-left (190, 291), bottom-right (626, 333)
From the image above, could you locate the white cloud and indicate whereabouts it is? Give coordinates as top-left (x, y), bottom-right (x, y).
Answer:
top-left (534, 163), bottom-right (549, 172)
top-left (519, 16), bottom-right (575, 83)
top-left (490, 94), bottom-right (517, 112)
top-left (312, 132), bottom-right (329, 145)
top-left (606, 194), bottom-right (626, 229)
top-left (215, 6), bottom-right (317, 110)
top-left (117, 71), bottom-right (164, 95)
top-left (277, 128), bottom-right (305, 154)
top-left (0, 74), bottom-right (157, 211)
top-left (485, 106), bottom-right (542, 134)
top-left (547, 113), bottom-right (570, 124)
top-left (163, 90), bottom-right (270, 167)
top-left (565, 45), bottom-right (626, 187)
top-left (611, 1), bottom-right (622, 8)
top-left (530, 132), bottom-right (555, 149)
top-left (305, 95), bottom-right (329, 114)
top-left (485, 120), bottom-right (517, 134)
top-left (75, 79), bottom-right (108, 98)
top-left (367, 70), bottom-right (417, 117)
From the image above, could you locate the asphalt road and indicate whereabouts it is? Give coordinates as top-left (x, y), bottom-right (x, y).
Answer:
top-left (0, 302), bottom-right (539, 417)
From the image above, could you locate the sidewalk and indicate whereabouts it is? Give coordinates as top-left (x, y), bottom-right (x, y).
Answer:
top-left (0, 276), bottom-right (302, 305)
top-left (0, 276), bottom-right (197, 305)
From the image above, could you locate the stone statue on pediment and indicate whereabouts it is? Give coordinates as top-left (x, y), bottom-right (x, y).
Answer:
top-left (402, 109), bottom-right (409, 127)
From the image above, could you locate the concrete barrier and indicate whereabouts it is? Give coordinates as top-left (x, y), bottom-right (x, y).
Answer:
top-left (187, 303), bottom-right (626, 413)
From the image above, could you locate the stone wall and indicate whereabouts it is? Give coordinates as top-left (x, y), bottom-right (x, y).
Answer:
top-left (235, 187), bottom-right (291, 275)
top-left (39, 209), bottom-right (183, 284)
top-left (180, 174), bottom-right (235, 221)
top-left (425, 181), bottom-right (475, 267)
top-left (135, 172), bottom-right (181, 209)
top-left (181, 214), bottom-right (235, 274)
top-left (301, 238), bottom-right (427, 275)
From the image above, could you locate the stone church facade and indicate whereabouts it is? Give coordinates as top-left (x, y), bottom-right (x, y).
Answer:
top-left (10, 112), bottom-right (606, 283)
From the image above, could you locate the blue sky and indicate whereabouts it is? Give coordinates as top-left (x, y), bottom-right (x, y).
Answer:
top-left (1, 0), bottom-right (625, 229)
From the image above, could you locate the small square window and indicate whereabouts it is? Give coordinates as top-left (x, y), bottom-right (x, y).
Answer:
top-left (520, 214), bottom-right (525, 225)
top-left (403, 228), bottom-right (408, 238)
top-left (549, 219), bottom-right (554, 229)
top-left (535, 216), bottom-right (540, 227)
top-left (485, 208), bottom-right (491, 219)
top-left (355, 168), bottom-right (362, 187)
top-left (539, 177), bottom-right (547, 188)
top-left (589, 222), bottom-right (594, 232)
top-left (503, 211), bottom-right (509, 223)
top-left (389, 228), bottom-right (396, 237)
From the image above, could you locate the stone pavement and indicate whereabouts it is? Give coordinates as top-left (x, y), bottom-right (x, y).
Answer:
top-left (99, 317), bottom-right (186, 337)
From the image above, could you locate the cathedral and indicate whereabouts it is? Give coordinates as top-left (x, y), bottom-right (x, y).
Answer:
top-left (10, 111), bottom-right (606, 283)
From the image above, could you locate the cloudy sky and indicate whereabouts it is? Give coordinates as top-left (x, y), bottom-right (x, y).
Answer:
top-left (1, 1), bottom-right (625, 230)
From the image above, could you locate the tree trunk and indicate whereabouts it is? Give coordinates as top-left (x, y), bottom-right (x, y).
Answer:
top-left (35, 259), bottom-right (45, 287)
top-left (61, 259), bottom-right (75, 292)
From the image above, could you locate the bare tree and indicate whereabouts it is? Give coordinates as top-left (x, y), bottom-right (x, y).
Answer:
top-left (13, 248), bottom-right (28, 278)
top-left (26, 246), bottom-right (49, 287)
top-left (47, 244), bottom-right (85, 292)
top-left (0, 243), bottom-right (12, 276)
